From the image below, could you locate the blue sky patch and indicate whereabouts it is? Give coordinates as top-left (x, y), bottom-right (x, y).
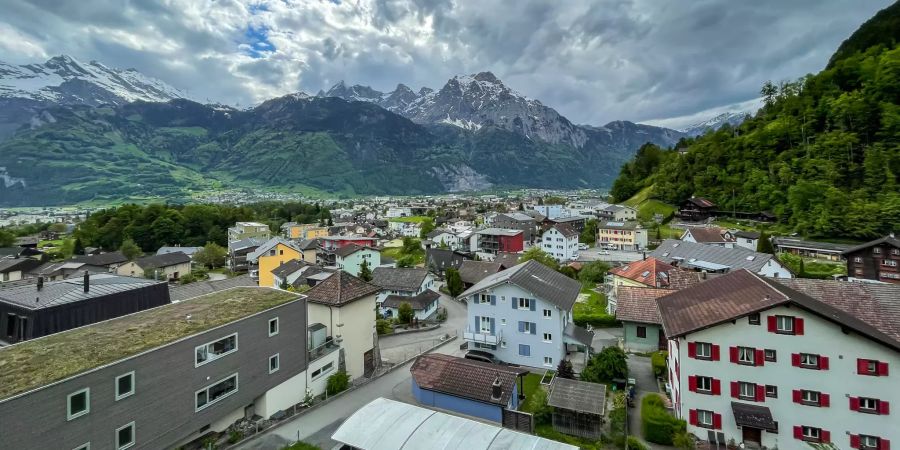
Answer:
top-left (243, 25), bottom-right (274, 58)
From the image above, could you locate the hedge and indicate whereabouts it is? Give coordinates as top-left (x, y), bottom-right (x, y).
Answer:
top-left (650, 351), bottom-right (668, 378)
top-left (641, 394), bottom-right (685, 445)
top-left (626, 436), bottom-right (649, 450)
top-left (573, 312), bottom-right (620, 328)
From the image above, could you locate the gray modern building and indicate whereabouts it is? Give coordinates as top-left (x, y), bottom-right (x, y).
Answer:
top-left (0, 287), bottom-right (309, 450)
top-left (492, 213), bottom-right (538, 243)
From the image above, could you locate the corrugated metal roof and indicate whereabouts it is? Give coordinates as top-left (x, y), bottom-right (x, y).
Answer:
top-left (649, 240), bottom-right (777, 273)
top-left (0, 274), bottom-right (162, 310)
top-left (547, 378), bottom-right (606, 415)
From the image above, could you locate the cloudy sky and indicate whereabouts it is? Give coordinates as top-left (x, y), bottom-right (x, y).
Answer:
top-left (0, 0), bottom-right (891, 128)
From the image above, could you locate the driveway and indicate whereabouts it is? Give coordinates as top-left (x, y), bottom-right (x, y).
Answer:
top-left (379, 285), bottom-right (467, 364)
top-left (627, 355), bottom-right (674, 450)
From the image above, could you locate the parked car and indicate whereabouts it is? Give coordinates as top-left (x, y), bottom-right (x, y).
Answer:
top-left (599, 250), bottom-right (610, 255)
top-left (464, 350), bottom-right (503, 364)
top-left (578, 243), bottom-right (589, 250)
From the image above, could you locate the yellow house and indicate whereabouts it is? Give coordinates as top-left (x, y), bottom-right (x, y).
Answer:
top-left (301, 225), bottom-right (329, 240)
top-left (248, 238), bottom-right (302, 287)
top-left (280, 223), bottom-right (328, 240)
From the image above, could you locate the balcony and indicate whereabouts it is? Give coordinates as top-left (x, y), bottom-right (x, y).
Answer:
top-left (308, 338), bottom-right (340, 363)
top-left (463, 327), bottom-right (502, 345)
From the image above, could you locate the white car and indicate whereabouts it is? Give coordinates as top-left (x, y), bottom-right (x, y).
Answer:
top-left (599, 250), bottom-right (610, 255)
top-left (578, 243), bottom-right (589, 250)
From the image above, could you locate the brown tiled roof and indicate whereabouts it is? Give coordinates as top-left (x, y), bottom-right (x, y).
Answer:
top-left (334, 243), bottom-right (376, 258)
top-left (304, 271), bottom-right (380, 306)
top-left (615, 286), bottom-right (676, 324)
top-left (410, 354), bottom-right (526, 405)
top-left (609, 257), bottom-right (677, 288)
top-left (685, 227), bottom-right (734, 243)
top-left (457, 260), bottom-right (503, 285)
top-left (551, 223), bottom-right (579, 239)
top-left (494, 252), bottom-right (520, 269)
top-left (666, 269), bottom-right (706, 290)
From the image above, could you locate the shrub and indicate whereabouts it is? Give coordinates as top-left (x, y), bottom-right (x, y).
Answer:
top-left (581, 346), bottom-right (628, 383)
top-left (326, 370), bottom-right (350, 395)
top-left (651, 351), bottom-right (668, 378)
top-left (376, 319), bottom-right (393, 335)
top-left (573, 312), bottom-right (619, 328)
top-left (530, 388), bottom-right (553, 425)
top-left (281, 443), bottom-right (321, 450)
top-left (673, 430), bottom-right (696, 450)
top-left (398, 302), bottom-right (414, 324)
top-left (227, 430), bottom-right (243, 444)
top-left (626, 436), bottom-right (649, 450)
top-left (641, 394), bottom-right (686, 445)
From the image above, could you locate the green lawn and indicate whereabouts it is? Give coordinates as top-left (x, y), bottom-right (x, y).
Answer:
top-left (381, 247), bottom-right (425, 265)
top-left (519, 373), bottom-right (545, 414)
top-left (38, 239), bottom-right (65, 248)
top-left (535, 425), bottom-right (604, 450)
top-left (388, 216), bottom-right (432, 223)
top-left (573, 286), bottom-right (607, 316)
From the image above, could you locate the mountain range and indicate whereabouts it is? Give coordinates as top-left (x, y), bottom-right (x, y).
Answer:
top-left (0, 56), bottom-right (737, 206)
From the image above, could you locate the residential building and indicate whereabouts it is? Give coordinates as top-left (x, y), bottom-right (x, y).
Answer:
top-left (471, 228), bottom-right (524, 256)
top-left (426, 228), bottom-right (462, 251)
top-left (614, 286), bottom-right (675, 352)
top-left (533, 204), bottom-right (565, 219)
top-left (116, 252), bottom-right (192, 281)
top-left (247, 238), bottom-right (303, 288)
top-left (296, 238), bottom-right (319, 264)
top-left (156, 246), bottom-right (202, 258)
top-left (0, 273), bottom-right (169, 343)
top-left (659, 270), bottom-right (900, 449)
top-left (71, 251), bottom-right (130, 273)
top-left (546, 215), bottom-right (588, 235)
top-left (734, 231), bottom-right (761, 251)
top-left (304, 271), bottom-right (381, 379)
top-left (332, 397), bottom-right (578, 450)
top-left (0, 287), bottom-right (310, 450)
top-left (371, 267), bottom-right (435, 307)
top-left (677, 197), bottom-right (717, 221)
top-left (386, 206), bottom-right (413, 218)
top-left (271, 259), bottom-right (312, 288)
top-left (541, 223), bottom-right (580, 262)
top-left (334, 244), bottom-right (381, 277)
top-left (681, 227), bottom-right (736, 248)
top-left (0, 258), bottom-right (41, 283)
top-left (382, 289), bottom-right (440, 320)
top-left (458, 260), bottom-right (505, 289)
top-left (650, 240), bottom-right (793, 279)
top-left (388, 220), bottom-right (422, 237)
top-left (280, 224), bottom-right (329, 241)
top-left (547, 378), bottom-right (607, 439)
top-left (27, 261), bottom-right (86, 282)
top-left (843, 234), bottom-right (900, 284)
top-left (598, 204), bottom-right (637, 222)
top-left (771, 237), bottom-right (852, 262)
top-left (597, 221), bottom-right (648, 251)
top-left (604, 257), bottom-right (702, 313)
top-left (493, 213), bottom-right (538, 243)
top-left (425, 248), bottom-right (470, 278)
top-left (459, 260), bottom-right (592, 368)
top-left (227, 221), bottom-right (271, 242)
top-left (410, 354), bottom-right (527, 422)
top-left (227, 237), bottom-right (266, 273)
top-left (320, 236), bottom-right (378, 265)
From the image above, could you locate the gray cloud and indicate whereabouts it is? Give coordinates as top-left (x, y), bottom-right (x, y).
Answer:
top-left (0, 0), bottom-right (891, 125)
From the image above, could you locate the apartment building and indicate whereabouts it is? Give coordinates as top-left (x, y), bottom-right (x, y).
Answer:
top-left (227, 222), bottom-right (271, 243)
top-left (334, 244), bottom-right (381, 277)
top-left (659, 270), bottom-right (899, 449)
top-left (597, 221), bottom-right (648, 251)
top-left (0, 287), bottom-right (314, 450)
top-left (471, 228), bottom-right (524, 256)
top-left (459, 260), bottom-right (592, 369)
top-left (843, 234), bottom-right (900, 284)
top-left (541, 223), bottom-right (580, 262)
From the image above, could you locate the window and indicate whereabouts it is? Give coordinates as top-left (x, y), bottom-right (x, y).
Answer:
top-left (480, 316), bottom-right (492, 333)
top-left (696, 376), bottom-right (712, 393)
top-left (854, 256), bottom-right (863, 263)
top-left (695, 342), bottom-right (712, 359)
top-left (518, 344), bottom-right (531, 357)
top-left (801, 390), bottom-right (820, 405)
top-left (858, 358), bottom-right (889, 376)
top-left (67, 388), bottom-right (90, 420)
top-left (860, 435), bottom-right (880, 449)
top-left (874, 248), bottom-right (882, 254)
top-left (195, 373), bottom-right (239, 411)
top-left (633, 325), bottom-right (648, 338)
top-left (765, 385), bottom-right (778, 398)
top-left (801, 426), bottom-right (821, 442)
top-left (544, 356), bottom-right (553, 366)
top-left (697, 410), bottom-right (713, 427)
top-left (311, 362), bottom-right (334, 380)
top-left (195, 334), bottom-right (238, 367)
top-left (269, 354), bottom-right (280, 374)
top-left (478, 294), bottom-right (492, 304)
top-left (739, 382), bottom-right (756, 400)
top-left (543, 332), bottom-right (552, 342)
top-left (116, 422), bottom-right (135, 450)
top-left (115, 372), bottom-right (135, 401)
top-left (518, 297), bottom-right (531, 310)
top-left (800, 353), bottom-right (819, 368)
top-left (738, 347), bottom-right (755, 365)
top-left (268, 318), bottom-right (279, 337)
top-left (543, 309), bottom-right (552, 318)
top-left (521, 321), bottom-right (533, 334)
top-left (500, 319), bottom-right (506, 326)
top-left (764, 349), bottom-right (777, 362)
top-left (775, 315), bottom-right (794, 333)
top-left (859, 397), bottom-right (879, 412)
top-left (748, 313), bottom-right (760, 325)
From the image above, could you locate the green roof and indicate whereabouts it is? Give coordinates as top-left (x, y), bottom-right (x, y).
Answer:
top-left (0, 287), bottom-right (300, 401)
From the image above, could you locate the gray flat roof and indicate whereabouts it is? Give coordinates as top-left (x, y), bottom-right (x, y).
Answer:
top-left (0, 274), bottom-right (162, 310)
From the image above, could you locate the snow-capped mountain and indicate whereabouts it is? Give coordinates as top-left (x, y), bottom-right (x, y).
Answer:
top-left (679, 111), bottom-right (752, 137)
top-left (0, 55), bottom-right (188, 105)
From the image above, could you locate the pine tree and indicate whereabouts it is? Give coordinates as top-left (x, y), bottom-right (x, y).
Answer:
top-left (556, 359), bottom-right (575, 379)
top-left (757, 231), bottom-right (775, 254)
top-left (73, 237), bottom-right (85, 256)
top-left (359, 259), bottom-right (373, 281)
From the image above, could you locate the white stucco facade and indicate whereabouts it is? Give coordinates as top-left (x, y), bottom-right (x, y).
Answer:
top-left (307, 294), bottom-right (378, 381)
top-left (541, 227), bottom-right (579, 262)
top-left (337, 248), bottom-right (380, 277)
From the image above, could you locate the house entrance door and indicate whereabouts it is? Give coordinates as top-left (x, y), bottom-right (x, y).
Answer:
top-left (742, 427), bottom-right (762, 448)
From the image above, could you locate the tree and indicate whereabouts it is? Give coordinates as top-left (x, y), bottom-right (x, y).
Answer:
top-left (756, 231), bottom-right (775, 254)
top-left (760, 80), bottom-right (777, 107)
top-left (398, 302), bottom-right (414, 324)
top-left (581, 346), bottom-right (628, 383)
top-left (419, 219), bottom-right (436, 239)
top-left (359, 259), bottom-right (373, 281)
top-left (518, 247), bottom-right (558, 270)
top-left (556, 359), bottom-right (575, 379)
top-left (48, 222), bottom-right (68, 233)
top-left (195, 242), bottom-right (227, 269)
top-left (401, 237), bottom-right (421, 254)
top-left (578, 260), bottom-right (610, 285)
top-left (73, 237), bottom-right (85, 256)
top-left (579, 219), bottom-right (598, 244)
top-left (445, 267), bottom-right (464, 296)
top-left (0, 229), bottom-right (14, 247)
top-left (396, 255), bottom-right (416, 268)
top-left (119, 238), bottom-right (142, 261)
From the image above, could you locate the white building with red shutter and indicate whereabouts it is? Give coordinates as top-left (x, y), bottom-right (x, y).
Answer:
top-left (658, 270), bottom-right (899, 449)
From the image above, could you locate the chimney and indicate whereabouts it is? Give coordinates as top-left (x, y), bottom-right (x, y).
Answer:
top-left (642, 251), bottom-right (646, 261)
top-left (83, 271), bottom-right (90, 293)
top-left (37, 276), bottom-right (44, 291)
top-left (491, 376), bottom-right (503, 401)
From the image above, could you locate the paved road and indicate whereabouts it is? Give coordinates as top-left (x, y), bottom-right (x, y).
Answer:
top-left (578, 247), bottom-right (645, 264)
top-left (627, 355), bottom-right (674, 450)
top-left (379, 287), bottom-right (468, 364)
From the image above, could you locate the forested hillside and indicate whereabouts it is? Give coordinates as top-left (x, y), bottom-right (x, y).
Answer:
top-left (611, 2), bottom-right (900, 240)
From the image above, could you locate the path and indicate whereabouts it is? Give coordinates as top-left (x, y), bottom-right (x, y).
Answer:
top-left (378, 284), bottom-right (467, 364)
top-left (627, 355), bottom-right (675, 450)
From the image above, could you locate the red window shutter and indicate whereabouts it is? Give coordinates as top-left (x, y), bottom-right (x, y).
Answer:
top-left (793, 426), bottom-right (803, 439)
top-left (822, 430), bottom-right (831, 443)
top-left (878, 361), bottom-right (890, 376)
top-left (756, 384), bottom-right (766, 402)
top-left (794, 317), bottom-right (804, 335)
top-left (730, 346), bottom-right (738, 363)
top-left (880, 400), bottom-right (890, 415)
top-left (882, 439), bottom-right (891, 450)
top-left (820, 393), bottom-right (830, 407)
top-left (688, 376), bottom-right (697, 392)
top-left (857, 358), bottom-right (869, 374)
top-left (792, 389), bottom-right (802, 403)
top-left (688, 342), bottom-right (697, 358)
top-left (767, 315), bottom-right (777, 332)
top-left (820, 356), bottom-right (830, 370)
top-left (713, 413), bottom-right (722, 430)
top-left (850, 396), bottom-right (860, 411)
top-left (711, 344), bottom-right (720, 361)
top-left (850, 434), bottom-right (860, 449)
top-left (689, 409), bottom-right (698, 426)
top-left (755, 349), bottom-right (765, 366)
top-left (712, 379), bottom-right (721, 395)
top-left (792, 353), bottom-right (801, 367)
top-left (731, 381), bottom-right (739, 398)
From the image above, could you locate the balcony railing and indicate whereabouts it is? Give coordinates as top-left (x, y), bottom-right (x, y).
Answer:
top-left (463, 327), bottom-right (502, 345)
top-left (308, 339), bottom-right (340, 363)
